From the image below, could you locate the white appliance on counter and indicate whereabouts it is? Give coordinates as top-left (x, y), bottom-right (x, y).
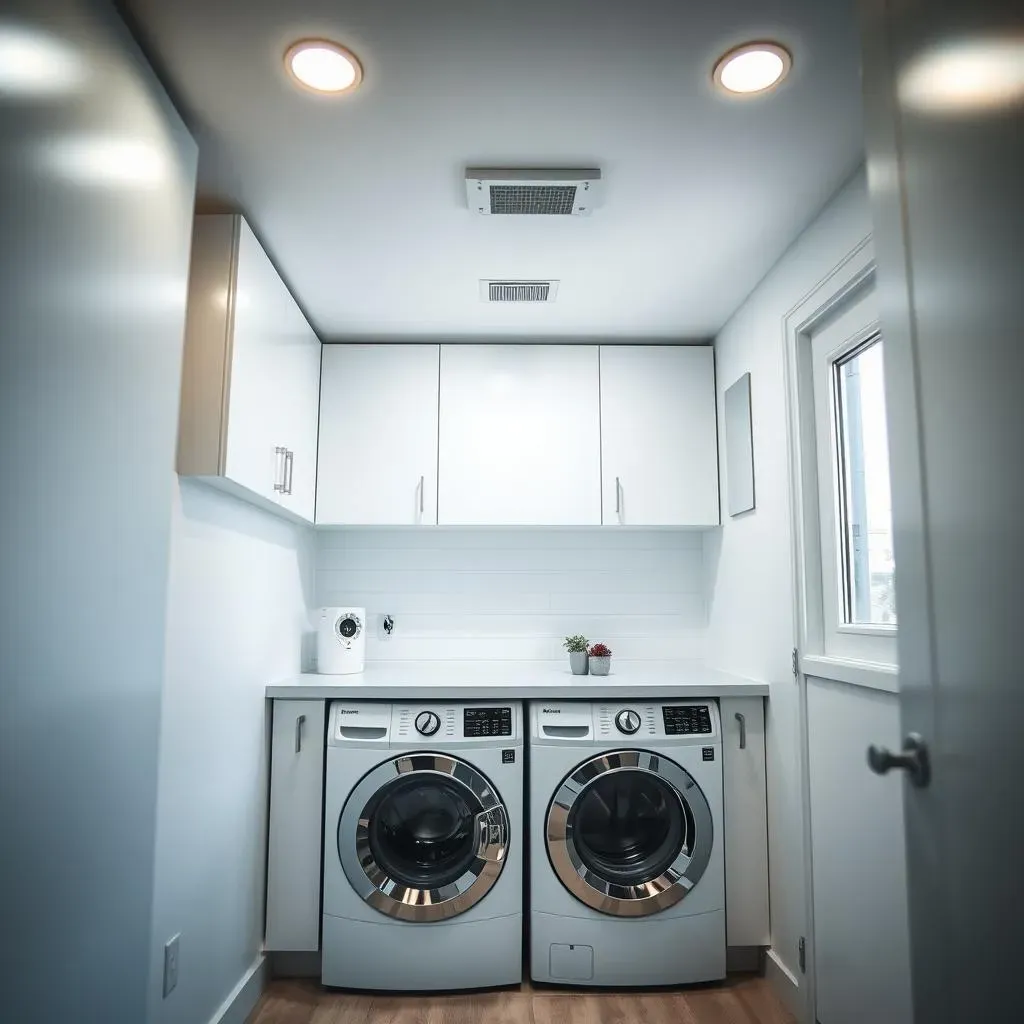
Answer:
top-left (316, 607), bottom-right (366, 674)
top-left (528, 699), bottom-right (725, 986)
top-left (322, 701), bottom-right (524, 990)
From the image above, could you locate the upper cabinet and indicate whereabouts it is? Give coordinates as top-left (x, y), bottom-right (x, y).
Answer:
top-left (600, 346), bottom-right (719, 526)
top-left (317, 345), bottom-right (440, 525)
top-left (438, 345), bottom-right (601, 525)
top-left (177, 214), bottom-right (320, 522)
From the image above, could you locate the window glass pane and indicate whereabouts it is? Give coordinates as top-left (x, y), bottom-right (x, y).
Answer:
top-left (835, 338), bottom-right (897, 625)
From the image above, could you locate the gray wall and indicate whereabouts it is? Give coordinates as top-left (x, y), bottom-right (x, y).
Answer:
top-left (147, 481), bottom-right (313, 1024)
top-left (0, 2), bottom-right (197, 1021)
top-left (705, 170), bottom-right (872, 1004)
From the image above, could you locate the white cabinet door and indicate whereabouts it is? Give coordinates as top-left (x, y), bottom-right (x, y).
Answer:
top-left (600, 346), bottom-right (719, 526)
top-left (275, 321), bottom-right (321, 523)
top-left (222, 219), bottom-right (290, 504)
top-left (438, 345), bottom-right (601, 525)
top-left (317, 345), bottom-right (439, 525)
top-left (177, 214), bottom-right (321, 523)
top-left (265, 700), bottom-right (325, 953)
top-left (807, 679), bottom-right (913, 1024)
top-left (719, 697), bottom-right (770, 947)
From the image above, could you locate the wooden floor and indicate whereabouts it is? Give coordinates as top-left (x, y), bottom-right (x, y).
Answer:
top-left (248, 976), bottom-right (795, 1024)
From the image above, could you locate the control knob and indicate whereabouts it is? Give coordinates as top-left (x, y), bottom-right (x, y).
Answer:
top-left (615, 709), bottom-right (641, 735)
top-left (415, 711), bottom-right (441, 737)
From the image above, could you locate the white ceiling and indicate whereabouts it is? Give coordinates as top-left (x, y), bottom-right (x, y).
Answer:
top-left (126, 0), bottom-right (864, 342)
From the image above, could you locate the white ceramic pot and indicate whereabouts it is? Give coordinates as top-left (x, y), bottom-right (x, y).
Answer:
top-left (569, 651), bottom-right (589, 675)
top-left (589, 656), bottom-right (611, 676)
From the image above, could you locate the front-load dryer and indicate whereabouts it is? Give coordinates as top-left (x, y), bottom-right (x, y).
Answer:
top-left (322, 701), bottom-right (523, 991)
top-left (529, 700), bottom-right (725, 986)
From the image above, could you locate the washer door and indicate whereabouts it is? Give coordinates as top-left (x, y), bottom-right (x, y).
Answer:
top-left (338, 753), bottom-right (510, 922)
top-left (546, 750), bottom-right (713, 917)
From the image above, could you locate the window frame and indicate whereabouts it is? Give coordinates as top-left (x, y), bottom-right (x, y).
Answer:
top-left (786, 248), bottom-right (898, 673)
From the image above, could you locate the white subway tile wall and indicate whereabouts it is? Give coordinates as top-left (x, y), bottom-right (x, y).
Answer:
top-left (316, 529), bottom-right (708, 662)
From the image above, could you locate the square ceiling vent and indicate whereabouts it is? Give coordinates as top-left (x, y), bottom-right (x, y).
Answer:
top-left (466, 169), bottom-right (601, 216)
top-left (480, 280), bottom-right (559, 302)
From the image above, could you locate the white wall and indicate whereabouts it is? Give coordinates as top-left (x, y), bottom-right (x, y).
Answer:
top-left (705, 170), bottom-right (872, 997)
top-left (147, 481), bottom-right (313, 1024)
top-left (317, 529), bottom-right (708, 662)
top-left (0, 3), bottom-right (197, 1021)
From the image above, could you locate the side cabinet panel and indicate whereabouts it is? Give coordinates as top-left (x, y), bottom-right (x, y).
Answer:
top-left (265, 700), bottom-right (325, 951)
top-left (720, 696), bottom-right (770, 946)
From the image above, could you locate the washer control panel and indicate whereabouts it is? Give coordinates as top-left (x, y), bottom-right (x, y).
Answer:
top-left (663, 704), bottom-right (713, 735)
top-left (464, 706), bottom-right (513, 738)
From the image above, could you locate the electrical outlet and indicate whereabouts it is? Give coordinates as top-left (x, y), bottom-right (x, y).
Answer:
top-left (163, 933), bottom-right (180, 998)
top-left (379, 613), bottom-right (395, 641)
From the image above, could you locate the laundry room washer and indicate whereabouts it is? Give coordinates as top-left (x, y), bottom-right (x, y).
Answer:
top-left (529, 700), bottom-right (725, 987)
top-left (322, 701), bottom-right (523, 991)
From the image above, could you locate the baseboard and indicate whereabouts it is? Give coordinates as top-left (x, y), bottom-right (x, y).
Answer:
top-left (726, 946), bottom-right (764, 973)
top-left (765, 947), bottom-right (802, 1021)
top-left (268, 950), bottom-right (322, 978)
top-left (207, 955), bottom-right (267, 1024)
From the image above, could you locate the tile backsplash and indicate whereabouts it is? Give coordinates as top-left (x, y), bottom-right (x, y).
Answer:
top-left (315, 529), bottom-right (708, 663)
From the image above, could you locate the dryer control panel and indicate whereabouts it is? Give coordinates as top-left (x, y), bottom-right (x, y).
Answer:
top-left (329, 701), bottom-right (522, 747)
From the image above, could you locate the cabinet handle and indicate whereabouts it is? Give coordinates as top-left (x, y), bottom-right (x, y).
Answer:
top-left (274, 447), bottom-right (287, 493)
top-left (419, 475), bottom-right (425, 516)
top-left (735, 712), bottom-right (747, 750)
top-left (294, 713), bottom-right (306, 754)
top-left (615, 477), bottom-right (622, 522)
top-left (284, 449), bottom-right (294, 496)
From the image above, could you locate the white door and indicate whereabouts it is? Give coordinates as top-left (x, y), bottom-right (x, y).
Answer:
top-left (862, 1), bottom-right (1024, 1019)
top-left (787, 250), bottom-right (910, 1024)
top-left (807, 679), bottom-right (913, 1024)
top-left (222, 220), bottom-right (282, 502)
top-left (599, 346), bottom-right (719, 526)
top-left (317, 345), bottom-right (439, 525)
top-left (438, 345), bottom-right (601, 525)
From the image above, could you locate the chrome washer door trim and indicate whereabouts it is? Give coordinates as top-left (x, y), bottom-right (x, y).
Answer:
top-left (546, 749), bottom-right (713, 918)
top-left (338, 753), bottom-right (510, 922)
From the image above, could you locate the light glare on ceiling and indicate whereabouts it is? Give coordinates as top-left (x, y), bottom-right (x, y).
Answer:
top-left (714, 43), bottom-right (791, 96)
top-left (898, 37), bottom-right (1024, 113)
top-left (286, 39), bottom-right (362, 94)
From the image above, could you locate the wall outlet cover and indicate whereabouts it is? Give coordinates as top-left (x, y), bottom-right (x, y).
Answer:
top-left (163, 933), bottom-right (180, 998)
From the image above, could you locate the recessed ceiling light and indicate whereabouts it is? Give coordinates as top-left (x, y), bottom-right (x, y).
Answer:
top-left (285, 39), bottom-right (362, 95)
top-left (713, 42), bottom-right (792, 96)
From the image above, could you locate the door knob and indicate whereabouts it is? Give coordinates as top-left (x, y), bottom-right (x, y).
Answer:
top-left (867, 732), bottom-right (931, 788)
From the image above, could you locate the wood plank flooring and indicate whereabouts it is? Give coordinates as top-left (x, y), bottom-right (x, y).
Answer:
top-left (248, 976), bottom-right (795, 1024)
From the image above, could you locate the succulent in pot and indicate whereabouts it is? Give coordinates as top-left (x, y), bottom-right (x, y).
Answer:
top-left (587, 643), bottom-right (613, 676)
top-left (563, 635), bottom-right (590, 675)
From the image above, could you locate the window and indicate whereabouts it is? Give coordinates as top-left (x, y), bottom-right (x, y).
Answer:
top-left (807, 274), bottom-right (898, 665)
top-left (832, 337), bottom-right (897, 627)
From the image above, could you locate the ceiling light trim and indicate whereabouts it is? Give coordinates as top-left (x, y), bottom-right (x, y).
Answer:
top-left (285, 38), bottom-right (363, 95)
top-left (713, 41), bottom-right (792, 97)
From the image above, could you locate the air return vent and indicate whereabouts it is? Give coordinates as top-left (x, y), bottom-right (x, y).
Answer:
top-left (481, 280), bottom-right (559, 303)
top-left (466, 169), bottom-right (601, 216)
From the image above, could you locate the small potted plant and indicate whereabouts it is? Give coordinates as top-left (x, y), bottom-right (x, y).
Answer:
top-left (588, 643), bottom-right (612, 676)
top-left (563, 635), bottom-right (589, 675)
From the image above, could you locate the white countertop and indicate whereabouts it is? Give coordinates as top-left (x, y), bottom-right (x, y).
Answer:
top-left (266, 660), bottom-right (768, 700)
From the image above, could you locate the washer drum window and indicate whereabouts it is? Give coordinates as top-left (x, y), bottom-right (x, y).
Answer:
top-left (338, 753), bottom-right (510, 923)
top-left (546, 750), bottom-right (713, 918)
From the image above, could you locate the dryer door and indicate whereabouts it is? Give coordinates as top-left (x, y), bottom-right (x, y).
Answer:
top-left (338, 753), bottom-right (510, 922)
top-left (546, 750), bottom-right (713, 917)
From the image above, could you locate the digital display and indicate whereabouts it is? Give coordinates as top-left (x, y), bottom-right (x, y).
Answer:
top-left (663, 704), bottom-right (713, 735)
top-left (464, 707), bottom-right (513, 737)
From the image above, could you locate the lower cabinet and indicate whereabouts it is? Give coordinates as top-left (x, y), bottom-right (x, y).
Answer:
top-left (265, 700), bottom-right (325, 952)
top-left (719, 697), bottom-right (771, 947)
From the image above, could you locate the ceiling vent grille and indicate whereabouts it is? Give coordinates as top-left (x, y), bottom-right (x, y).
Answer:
top-left (481, 280), bottom-right (559, 303)
top-left (466, 169), bottom-right (601, 216)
